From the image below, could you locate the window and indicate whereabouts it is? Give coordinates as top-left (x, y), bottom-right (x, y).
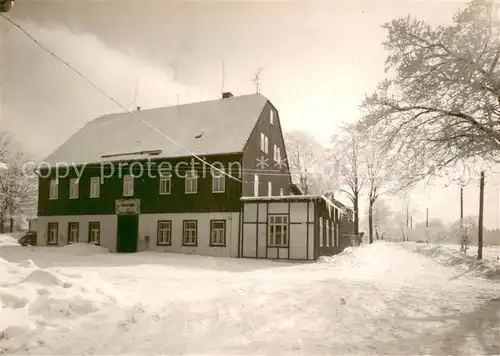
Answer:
top-left (123, 175), bottom-right (134, 197)
top-left (185, 170), bottom-right (198, 194)
top-left (210, 220), bottom-right (226, 246)
top-left (270, 109), bottom-right (274, 125)
top-left (182, 220), bottom-right (197, 246)
top-left (212, 168), bottom-right (225, 193)
top-left (268, 181), bottom-right (272, 196)
top-left (280, 188), bottom-right (284, 196)
top-left (254, 174), bottom-right (259, 197)
top-left (323, 218), bottom-right (330, 247)
top-left (90, 177), bottom-right (100, 198)
top-left (69, 178), bottom-right (79, 199)
top-left (268, 215), bottom-right (288, 247)
top-left (157, 220), bottom-right (172, 245)
top-left (49, 179), bottom-right (58, 200)
top-left (159, 172), bottom-right (171, 195)
top-left (88, 222), bottom-right (100, 244)
top-left (273, 144), bottom-right (281, 162)
top-left (319, 219), bottom-right (323, 247)
top-left (47, 222), bottom-right (58, 245)
top-left (67, 222), bottom-right (79, 244)
top-left (260, 133), bottom-right (268, 154)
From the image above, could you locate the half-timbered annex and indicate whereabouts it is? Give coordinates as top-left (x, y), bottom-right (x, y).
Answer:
top-left (240, 195), bottom-right (353, 260)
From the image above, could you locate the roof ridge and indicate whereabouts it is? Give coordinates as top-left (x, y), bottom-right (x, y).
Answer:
top-left (91, 92), bottom-right (266, 123)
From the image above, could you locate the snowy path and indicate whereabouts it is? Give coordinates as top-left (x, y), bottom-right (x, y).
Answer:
top-left (1, 242), bottom-right (499, 355)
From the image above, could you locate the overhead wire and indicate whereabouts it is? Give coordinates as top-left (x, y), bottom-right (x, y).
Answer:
top-left (0, 13), bottom-right (242, 183)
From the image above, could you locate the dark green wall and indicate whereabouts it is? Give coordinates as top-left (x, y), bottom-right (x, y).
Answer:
top-left (38, 154), bottom-right (243, 216)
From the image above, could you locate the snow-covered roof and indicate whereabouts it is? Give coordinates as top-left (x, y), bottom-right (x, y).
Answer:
top-left (241, 195), bottom-right (349, 216)
top-left (44, 93), bottom-right (269, 166)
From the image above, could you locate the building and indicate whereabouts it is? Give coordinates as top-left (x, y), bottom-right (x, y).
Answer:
top-left (36, 92), bottom-right (353, 260)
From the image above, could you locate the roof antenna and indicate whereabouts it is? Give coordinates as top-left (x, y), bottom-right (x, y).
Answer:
top-left (253, 67), bottom-right (262, 94)
top-left (132, 69), bottom-right (139, 110)
top-left (221, 58), bottom-right (225, 95)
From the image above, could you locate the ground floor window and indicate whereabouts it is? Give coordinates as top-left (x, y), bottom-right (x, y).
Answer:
top-left (68, 222), bottom-right (79, 244)
top-left (210, 220), bottom-right (226, 246)
top-left (268, 215), bottom-right (288, 247)
top-left (157, 220), bottom-right (172, 245)
top-left (182, 220), bottom-right (197, 246)
top-left (47, 222), bottom-right (59, 245)
top-left (88, 221), bottom-right (100, 244)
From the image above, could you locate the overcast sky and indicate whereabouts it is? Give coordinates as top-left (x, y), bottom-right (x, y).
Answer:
top-left (1, 0), bottom-right (498, 229)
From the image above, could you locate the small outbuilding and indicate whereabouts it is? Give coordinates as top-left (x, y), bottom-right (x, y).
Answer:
top-left (240, 195), bottom-right (355, 261)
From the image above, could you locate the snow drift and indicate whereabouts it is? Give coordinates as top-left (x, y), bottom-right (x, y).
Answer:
top-left (0, 256), bottom-right (124, 354)
top-left (61, 243), bottom-right (109, 256)
top-left (0, 234), bottom-right (20, 247)
top-left (407, 242), bottom-right (500, 281)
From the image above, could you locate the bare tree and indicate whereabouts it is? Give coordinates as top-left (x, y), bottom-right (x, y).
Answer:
top-left (0, 131), bottom-right (37, 233)
top-left (361, 129), bottom-right (402, 244)
top-left (331, 126), bottom-right (365, 238)
top-left (360, 0), bottom-right (500, 187)
top-left (364, 197), bottom-right (393, 241)
top-left (284, 130), bottom-right (326, 194)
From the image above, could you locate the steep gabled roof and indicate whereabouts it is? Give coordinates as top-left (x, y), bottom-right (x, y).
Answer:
top-left (44, 93), bottom-right (269, 166)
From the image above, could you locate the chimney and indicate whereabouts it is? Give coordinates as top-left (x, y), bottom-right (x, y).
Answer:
top-left (222, 92), bottom-right (233, 99)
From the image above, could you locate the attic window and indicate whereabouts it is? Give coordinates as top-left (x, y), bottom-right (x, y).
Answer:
top-left (270, 109), bottom-right (274, 125)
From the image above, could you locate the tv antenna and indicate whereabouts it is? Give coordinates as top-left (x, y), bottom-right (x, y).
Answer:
top-left (253, 67), bottom-right (263, 94)
top-left (132, 70), bottom-right (139, 110)
top-left (221, 58), bottom-right (225, 94)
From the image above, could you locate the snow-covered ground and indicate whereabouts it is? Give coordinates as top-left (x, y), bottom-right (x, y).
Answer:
top-left (1, 242), bottom-right (499, 355)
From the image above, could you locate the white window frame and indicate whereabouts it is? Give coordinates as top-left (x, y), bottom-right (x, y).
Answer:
top-left (123, 175), bottom-right (134, 197)
top-left (159, 172), bottom-right (172, 195)
top-left (69, 178), bottom-right (79, 199)
top-left (185, 170), bottom-right (198, 194)
top-left (273, 144), bottom-right (281, 162)
top-left (268, 215), bottom-right (288, 247)
top-left (319, 219), bottom-right (324, 247)
top-left (47, 222), bottom-right (58, 244)
top-left (210, 220), bottom-right (226, 246)
top-left (270, 109), bottom-right (274, 125)
top-left (212, 168), bottom-right (225, 193)
top-left (68, 222), bottom-right (79, 244)
top-left (260, 133), bottom-right (268, 154)
top-left (268, 181), bottom-right (272, 196)
top-left (90, 177), bottom-right (100, 198)
top-left (88, 222), bottom-right (100, 244)
top-left (182, 220), bottom-right (197, 246)
top-left (325, 219), bottom-right (330, 247)
top-left (49, 179), bottom-right (58, 200)
top-left (254, 174), bottom-right (259, 197)
top-left (157, 220), bottom-right (171, 245)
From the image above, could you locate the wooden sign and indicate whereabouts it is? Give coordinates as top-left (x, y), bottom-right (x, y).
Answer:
top-left (115, 199), bottom-right (140, 215)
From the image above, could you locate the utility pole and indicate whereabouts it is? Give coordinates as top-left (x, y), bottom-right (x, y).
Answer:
top-left (426, 208), bottom-right (429, 243)
top-left (478, 171), bottom-right (485, 260)
top-left (405, 204), bottom-right (409, 242)
top-left (460, 187), bottom-right (465, 252)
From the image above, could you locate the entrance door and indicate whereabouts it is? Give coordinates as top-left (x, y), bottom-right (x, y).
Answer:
top-left (116, 214), bottom-right (139, 253)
